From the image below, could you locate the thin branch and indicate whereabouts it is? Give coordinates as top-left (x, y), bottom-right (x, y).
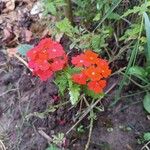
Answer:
top-left (66, 82), bottom-right (117, 135)
top-left (84, 110), bottom-right (94, 150)
top-left (14, 54), bottom-right (32, 72)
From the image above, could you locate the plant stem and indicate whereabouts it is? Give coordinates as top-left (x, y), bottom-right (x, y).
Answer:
top-left (66, 82), bottom-right (117, 135)
top-left (64, 0), bottom-right (74, 24)
top-left (84, 110), bottom-right (94, 150)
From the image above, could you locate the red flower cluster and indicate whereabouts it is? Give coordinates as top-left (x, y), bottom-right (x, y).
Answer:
top-left (27, 38), bottom-right (67, 81)
top-left (71, 50), bottom-right (111, 94)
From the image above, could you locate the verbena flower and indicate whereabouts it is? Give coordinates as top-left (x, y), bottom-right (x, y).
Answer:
top-left (84, 66), bottom-right (102, 81)
top-left (72, 73), bottom-right (88, 85)
top-left (27, 38), bottom-right (67, 81)
top-left (71, 54), bottom-right (90, 67)
top-left (71, 50), bottom-right (111, 94)
top-left (87, 80), bottom-right (106, 93)
top-left (84, 50), bottom-right (99, 64)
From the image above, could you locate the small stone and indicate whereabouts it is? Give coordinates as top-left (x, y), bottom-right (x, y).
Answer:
top-left (30, 1), bottom-right (43, 15)
top-left (107, 127), bottom-right (113, 132)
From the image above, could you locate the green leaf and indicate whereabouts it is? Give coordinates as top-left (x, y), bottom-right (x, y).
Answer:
top-left (84, 88), bottom-right (104, 100)
top-left (56, 18), bottom-right (75, 37)
top-left (65, 66), bottom-right (82, 75)
top-left (122, 2), bottom-right (150, 17)
top-left (146, 66), bottom-right (150, 74)
top-left (55, 73), bottom-right (68, 96)
top-left (69, 84), bottom-right (80, 105)
top-left (143, 12), bottom-right (150, 64)
top-left (45, 144), bottom-right (59, 150)
top-left (93, 13), bottom-right (101, 21)
top-left (144, 132), bottom-right (150, 141)
top-left (107, 12), bottom-right (120, 20)
top-left (119, 24), bottom-right (141, 41)
top-left (143, 93), bottom-right (150, 113)
top-left (47, 2), bottom-right (57, 15)
top-left (17, 44), bottom-right (33, 56)
top-left (128, 66), bottom-right (147, 78)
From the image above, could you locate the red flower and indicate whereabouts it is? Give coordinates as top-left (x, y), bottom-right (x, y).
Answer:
top-left (27, 47), bottom-right (39, 60)
top-left (84, 50), bottom-right (99, 64)
top-left (84, 66), bottom-right (102, 81)
top-left (27, 38), bottom-right (67, 81)
top-left (71, 54), bottom-right (90, 67)
top-left (35, 69), bottom-right (53, 81)
top-left (38, 38), bottom-right (53, 48)
top-left (72, 73), bottom-right (88, 85)
top-left (28, 59), bottom-right (51, 71)
top-left (87, 80), bottom-right (106, 93)
top-left (51, 58), bottom-right (66, 71)
top-left (97, 59), bottom-right (111, 78)
top-left (70, 50), bottom-right (111, 95)
top-left (47, 42), bottom-right (65, 59)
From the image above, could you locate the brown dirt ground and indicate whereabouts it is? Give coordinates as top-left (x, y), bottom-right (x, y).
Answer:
top-left (0, 50), bottom-right (150, 150)
top-left (0, 1), bottom-right (150, 150)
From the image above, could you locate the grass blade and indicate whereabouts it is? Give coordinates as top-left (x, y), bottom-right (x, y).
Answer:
top-left (110, 18), bottom-right (144, 107)
top-left (143, 12), bottom-right (150, 65)
top-left (93, 0), bottom-right (122, 32)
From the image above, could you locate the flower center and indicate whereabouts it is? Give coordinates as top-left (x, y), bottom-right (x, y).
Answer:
top-left (92, 72), bottom-right (95, 75)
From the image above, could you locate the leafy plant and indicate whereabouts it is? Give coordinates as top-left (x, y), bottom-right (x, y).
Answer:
top-left (52, 133), bottom-right (65, 145)
top-left (125, 12), bottom-right (150, 113)
top-left (144, 132), bottom-right (150, 141)
top-left (46, 144), bottom-right (59, 150)
top-left (77, 125), bottom-right (85, 133)
top-left (143, 93), bottom-right (150, 113)
top-left (42, 0), bottom-right (66, 16)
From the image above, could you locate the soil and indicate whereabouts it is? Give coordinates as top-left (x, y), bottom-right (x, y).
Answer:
top-left (0, 49), bottom-right (150, 150)
top-left (0, 1), bottom-right (150, 150)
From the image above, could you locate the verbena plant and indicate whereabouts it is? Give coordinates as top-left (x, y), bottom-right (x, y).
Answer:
top-left (23, 38), bottom-right (111, 105)
top-left (9, 0), bottom-right (150, 149)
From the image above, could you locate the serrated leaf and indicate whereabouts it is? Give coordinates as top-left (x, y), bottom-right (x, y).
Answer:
top-left (144, 132), bottom-right (150, 141)
top-left (128, 66), bottom-right (147, 78)
top-left (56, 18), bottom-right (75, 37)
top-left (122, 2), bottom-right (150, 17)
top-left (45, 144), bottom-right (59, 150)
top-left (84, 88), bottom-right (104, 100)
top-left (47, 2), bottom-right (57, 15)
top-left (119, 24), bottom-right (141, 41)
top-left (69, 84), bottom-right (80, 105)
top-left (66, 66), bottom-right (81, 75)
top-left (143, 93), bottom-right (150, 113)
top-left (17, 44), bottom-right (33, 56)
top-left (55, 73), bottom-right (68, 96)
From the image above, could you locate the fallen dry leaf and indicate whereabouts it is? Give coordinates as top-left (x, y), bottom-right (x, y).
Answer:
top-left (3, 0), bottom-right (16, 12)
top-left (41, 27), bottom-right (51, 38)
top-left (3, 28), bottom-right (11, 40)
top-left (7, 48), bottom-right (17, 57)
top-left (24, 29), bottom-right (32, 42)
top-left (55, 33), bottom-right (64, 42)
